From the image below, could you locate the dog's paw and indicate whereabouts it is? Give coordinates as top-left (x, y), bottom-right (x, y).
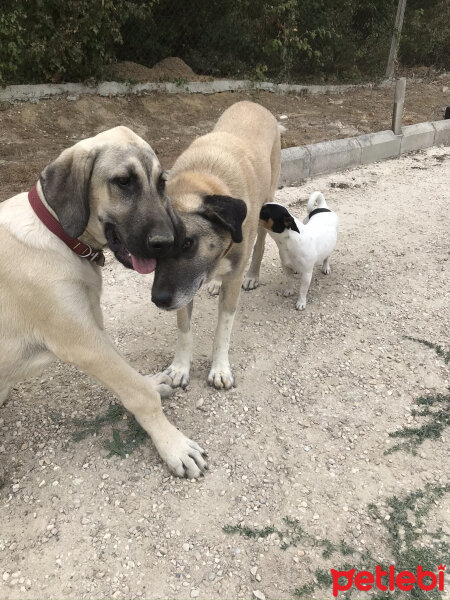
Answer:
top-left (208, 363), bottom-right (235, 390)
top-left (164, 364), bottom-right (190, 389)
top-left (207, 280), bottom-right (222, 296)
top-left (283, 287), bottom-right (295, 297)
top-left (296, 299), bottom-right (307, 311)
top-left (322, 265), bottom-right (331, 275)
top-left (242, 276), bottom-right (259, 291)
top-left (147, 372), bottom-right (173, 399)
top-left (153, 424), bottom-right (208, 479)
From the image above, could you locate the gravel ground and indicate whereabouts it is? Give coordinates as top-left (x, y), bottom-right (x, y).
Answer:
top-left (0, 147), bottom-right (449, 599)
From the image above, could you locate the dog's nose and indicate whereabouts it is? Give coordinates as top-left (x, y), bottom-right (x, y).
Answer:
top-left (146, 233), bottom-right (175, 256)
top-left (151, 288), bottom-right (173, 309)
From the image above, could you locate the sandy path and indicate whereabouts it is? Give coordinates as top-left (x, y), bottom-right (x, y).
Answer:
top-left (0, 147), bottom-right (449, 599)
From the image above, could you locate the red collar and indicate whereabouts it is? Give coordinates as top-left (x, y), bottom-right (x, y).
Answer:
top-left (28, 185), bottom-right (105, 266)
top-left (222, 239), bottom-right (233, 258)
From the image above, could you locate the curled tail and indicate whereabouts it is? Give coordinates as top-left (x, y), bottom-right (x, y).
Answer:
top-left (307, 191), bottom-right (327, 214)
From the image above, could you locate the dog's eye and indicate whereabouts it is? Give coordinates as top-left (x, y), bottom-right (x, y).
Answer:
top-left (116, 176), bottom-right (131, 187)
top-left (182, 237), bottom-right (194, 250)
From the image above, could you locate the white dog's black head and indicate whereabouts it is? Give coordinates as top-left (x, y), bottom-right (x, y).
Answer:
top-left (259, 203), bottom-right (299, 234)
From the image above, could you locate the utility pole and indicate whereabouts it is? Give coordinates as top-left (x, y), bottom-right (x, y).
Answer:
top-left (385, 0), bottom-right (407, 79)
top-left (392, 77), bottom-right (406, 134)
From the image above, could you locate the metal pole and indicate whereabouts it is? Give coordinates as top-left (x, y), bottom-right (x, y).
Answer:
top-left (392, 77), bottom-right (406, 134)
top-left (385, 0), bottom-right (407, 79)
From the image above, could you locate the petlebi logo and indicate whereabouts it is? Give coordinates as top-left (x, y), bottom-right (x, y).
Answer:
top-left (331, 564), bottom-right (446, 596)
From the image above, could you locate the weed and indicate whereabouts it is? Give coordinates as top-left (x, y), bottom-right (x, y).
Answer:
top-left (72, 402), bottom-right (148, 458)
top-left (386, 392), bottom-right (450, 455)
top-left (224, 484), bottom-right (450, 599)
top-left (405, 336), bottom-right (450, 364)
top-left (386, 337), bottom-right (450, 454)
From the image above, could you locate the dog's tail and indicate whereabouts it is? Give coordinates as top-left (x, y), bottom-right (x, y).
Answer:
top-left (307, 191), bottom-right (327, 214)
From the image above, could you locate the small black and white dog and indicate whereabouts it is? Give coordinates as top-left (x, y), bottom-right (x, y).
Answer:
top-left (259, 191), bottom-right (338, 310)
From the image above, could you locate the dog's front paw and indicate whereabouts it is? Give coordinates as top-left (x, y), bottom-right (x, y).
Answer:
top-left (283, 287), bottom-right (295, 297)
top-left (242, 276), bottom-right (259, 291)
top-left (147, 373), bottom-right (173, 399)
top-left (322, 265), bottom-right (330, 275)
top-left (296, 299), bottom-right (307, 311)
top-left (153, 423), bottom-right (208, 478)
top-left (164, 363), bottom-right (190, 389)
top-left (207, 280), bottom-right (222, 296)
top-left (208, 363), bottom-right (235, 390)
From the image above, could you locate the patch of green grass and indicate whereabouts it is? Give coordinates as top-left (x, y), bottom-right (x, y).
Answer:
top-left (72, 402), bottom-right (148, 458)
top-left (224, 484), bottom-right (450, 599)
top-left (405, 336), bottom-right (450, 364)
top-left (386, 337), bottom-right (450, 455)
top-left (386, 392), bottom-right (450, 455)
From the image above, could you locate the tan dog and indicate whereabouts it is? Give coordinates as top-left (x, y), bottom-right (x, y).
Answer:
top-left (0, 126), bottom-right (207, 478)
top-left (151, 101), bottom-right (281, 389)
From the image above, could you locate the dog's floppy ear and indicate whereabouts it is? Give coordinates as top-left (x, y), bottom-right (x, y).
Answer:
top-left (284, 215), bottom-right (299, 233)
top-left (39, 146), bottom-right (97, 238)
top-left (203, 195), bottom-right (247, 243)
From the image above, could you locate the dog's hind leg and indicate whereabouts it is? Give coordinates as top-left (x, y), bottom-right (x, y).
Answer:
top-left (208, 275), bottom-right (243, 389)
top-left (242, 226), bottom-right (267, 291)
top-left (322, 257), bottom-right (331, 274)
top-left (164, 300), bottom-right (194, 389)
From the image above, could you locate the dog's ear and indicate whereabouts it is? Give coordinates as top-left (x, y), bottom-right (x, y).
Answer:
top-left (284, 215), bottom-right (299, 233)
top-left (39, 146), bottom-right (97, 238)
top-left (203, 195), bottom-right (247, 243)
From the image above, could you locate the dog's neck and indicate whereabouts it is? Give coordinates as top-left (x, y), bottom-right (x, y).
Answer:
top-left (31, 183), bottom-right (104, 265)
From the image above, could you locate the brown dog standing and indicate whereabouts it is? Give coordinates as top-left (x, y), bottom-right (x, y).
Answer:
top-left (152, 101), bottom-right (281, 389)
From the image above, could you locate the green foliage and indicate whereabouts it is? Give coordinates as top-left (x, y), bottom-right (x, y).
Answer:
top-left (0, 0), bottom-right (152, 85)
top-left (224, 484), bottom-right (450, 599)
top-left (72, 401), bottom-right (149, 458)
top-left (386, 391), bottom-right (450, 455)
top-left (386, 337), bottom-right (450, 455)
top-left (0, 0), bottom-right (448, 86)
top-left (400, 0), bottom-right (450, 69)
top-left (405, 336), bottom-right (450, 364)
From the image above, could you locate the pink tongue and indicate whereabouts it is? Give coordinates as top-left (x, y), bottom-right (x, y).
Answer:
top-left (131, 255), bottom-right (157, 274)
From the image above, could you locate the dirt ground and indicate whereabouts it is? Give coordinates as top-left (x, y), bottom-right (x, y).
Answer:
top-left (1, 141), bottom-right (449, 599)
top-left (0, 72), bottom-right (449, 202)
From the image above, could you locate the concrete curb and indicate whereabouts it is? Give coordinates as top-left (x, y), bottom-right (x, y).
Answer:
top-left (0, 77), bottom-right (404, 104)
top-left (279, 119), bottom-right (450, 186)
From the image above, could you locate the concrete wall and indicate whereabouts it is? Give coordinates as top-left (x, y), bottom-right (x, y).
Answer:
top-left (279, 120), bottom-right (450, 186)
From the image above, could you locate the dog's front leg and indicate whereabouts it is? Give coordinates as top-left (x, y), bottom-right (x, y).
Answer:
top-left (45, 319), bottom-right (206, 478)
top-left (296, 270), bottom-right (313, 310)
top-left (164, 300), bottom-right (193, 389)
top-left (208, 276), bottom-right (241, 389)
top-left (242, 227), bottom-right (267, 290)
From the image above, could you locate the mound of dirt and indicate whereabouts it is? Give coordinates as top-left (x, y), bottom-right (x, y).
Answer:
top-left (107, 57), bottom-right (207, 82)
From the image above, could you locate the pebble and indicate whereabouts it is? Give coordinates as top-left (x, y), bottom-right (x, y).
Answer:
top-left (253, 591), bottom-right (266, 600)
top-left (190, 589), bottom-right (200, 598)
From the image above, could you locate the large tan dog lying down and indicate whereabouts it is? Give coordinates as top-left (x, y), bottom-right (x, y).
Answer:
top-left (152, 101), bottom-right (281, 389)
top-left (0, 127), bottom-right (207, 478)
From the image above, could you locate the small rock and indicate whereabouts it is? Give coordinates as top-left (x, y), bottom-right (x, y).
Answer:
top-left (253, 591), bottom-right (266, 600)
top-left (190, 589), bottom-right (200, 598)
top-left (182, 543), bottom-right (190, 552)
